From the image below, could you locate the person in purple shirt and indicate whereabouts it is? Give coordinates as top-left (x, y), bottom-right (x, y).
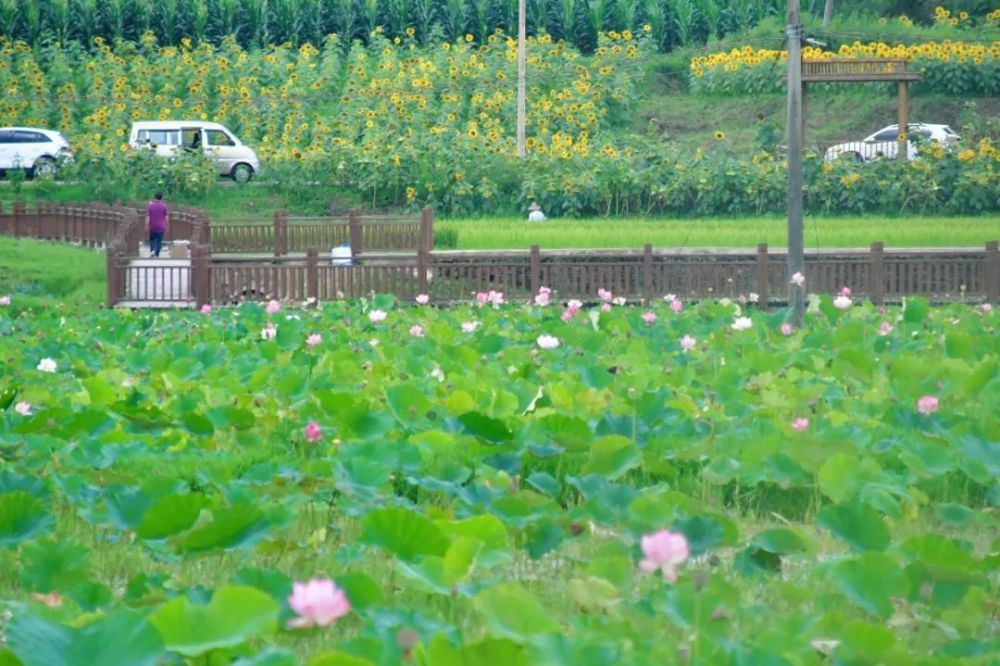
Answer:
top-left (146, 192), bottom-right (169, 258)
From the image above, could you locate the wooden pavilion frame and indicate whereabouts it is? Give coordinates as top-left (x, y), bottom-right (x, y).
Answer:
top-left (798, 58), bottom-right (923, 159)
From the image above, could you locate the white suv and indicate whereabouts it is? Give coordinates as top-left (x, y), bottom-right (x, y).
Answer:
top-left (825, 123), bottom-right (960, 162)
top-left (0, 127), bottom-right (73, 177)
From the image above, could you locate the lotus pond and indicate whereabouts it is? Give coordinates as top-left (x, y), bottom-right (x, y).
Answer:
top-left (0, 293), bottom-right (997, 665)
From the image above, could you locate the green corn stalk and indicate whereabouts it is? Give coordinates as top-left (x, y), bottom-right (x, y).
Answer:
top-left (241, 0), bottom-right (269, 47)
top-left (212, 0), bottom-right (239, 38)
top-left (641, 0), bottom-right (666, 50)
top-left (438, 0), bottom-right (466, 42)
top-left (191, 0), bottom-right (209, 42)
top-left (357, 0), bottom-right (379, 39)
top-left (25, 0), bottom-right (42, 43)
top-left (48, 0), bottom-right (71, 42)
top-left (0, 0), bottom-right (18, 39)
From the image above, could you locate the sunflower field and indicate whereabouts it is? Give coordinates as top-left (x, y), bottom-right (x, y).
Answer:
top-left (689, 39), bottom-right (1000, 96)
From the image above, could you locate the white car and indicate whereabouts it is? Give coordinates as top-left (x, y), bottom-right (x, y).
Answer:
top-left (128, 121), bottom-right (260, 183)
top-left (825, 123), bottom-right (960, 162)
top-left (0, 127), bottom-right (73, 177)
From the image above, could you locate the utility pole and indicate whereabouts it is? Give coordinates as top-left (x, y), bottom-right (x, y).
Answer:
top-left (517, 0), bottom-right (527, 157)
top-left (786, 0), bottom-right (805, 325)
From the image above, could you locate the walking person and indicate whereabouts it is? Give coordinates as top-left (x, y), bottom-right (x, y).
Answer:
top-left (146, 192), bottom-right (169, 258)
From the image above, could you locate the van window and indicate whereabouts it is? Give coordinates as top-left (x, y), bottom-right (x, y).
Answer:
top-left (138, 129), bottom-right (180, 146)
top-left (873, 129), bottom-right (898, 142)
top-left (206, 130), bottom-right (235, 147)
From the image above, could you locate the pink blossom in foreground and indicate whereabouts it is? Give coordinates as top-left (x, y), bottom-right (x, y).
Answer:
top-left (839, 286), bottom-right (852, 297)
top-left (790, 272), bottom-right (805, 287)
top-left (265, 299), bottom-right (281, 314)
top-left (597, 288), bottom-right (613, 302)
top-left (461, 321), bottom-right (480, 333)
top-left (534, 287), bottom-right (551, 307)
top-left (561, 304), bottom-right (580, 322)
top-left (642, 311), bottom-right (657, 325)
top-left (14, 402), bottom-right (32, 416)
top-left (601, 303), bottom-right (612, 313)
top-left (0, 295), bottom-right (10, 306)
top-left (287, 579), bottom-right (351, 628)
top-left (917, 395), bottom-right (939, 415)
top-left (833, 295), bottom-right (852, 310)
top-left (200, 304), bottom-right (212, 314)
top-left (878, 321), bottom-right (893, 336)
top-left (304, 421), bottom-right (322, 442)
top-left (415, 294), bottom-right (429, 305)
top-left (791, 417), bottom-right (809, 432)
top-left (37, 358), bottom-right (57, 373)
top-left (981, 303), bottom-right (993, 313)
top-left (261, 323), bottom-right (277, 341)
top-left (780, 323), bottom-right (793, 336)
top-left (638, 529), bottom-right (690, 583)
top-left (536, 334), bottom-right (560, 349)
top-left (409, 324), bottom-right (424, 338)
top-left (669, 299), bottom-right (684, 314)
top-left (476, 290), bottom-right (505, 307)
top-left (475, 292), bottom-right (489, 307)
top-left (306, 334), bottom-right (322, 347)
top-left (368, 309), bottom-right (387, 323)
top-left (680, 335), bottom-right (696, 352)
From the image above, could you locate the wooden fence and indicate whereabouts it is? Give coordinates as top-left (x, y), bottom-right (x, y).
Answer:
top-left (209, 208), bottom-right (433, 256)
top-left (152, 241), bottom-right (998, 308)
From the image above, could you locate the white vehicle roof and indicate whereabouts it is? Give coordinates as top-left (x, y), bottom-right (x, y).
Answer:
top-left (0, 127), bottom-right (68, 137)
top-left (130, 121), bottom-right (232, 131)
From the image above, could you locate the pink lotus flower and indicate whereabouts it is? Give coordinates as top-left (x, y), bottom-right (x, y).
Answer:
top-left (306, 333), bottom-right (322, 347)
top-left (368, 309), bottom-right (387, 323)
top-left (917, 395), bottom-right (939, 415)
top-left (638, 529), bottom-right (689, 583)
top-left (601, 303), bottom-right (612, 313)
top-left (536, 334), bottom-right (560, 349)
top-left (304, 421), bottom-right (322, 442)
top-left (534, 287), bottom-right (551, 307)
top-left (415, 294), bottom-right (429, 305)
top-left (265, 299), bottom-right (281, 314)
top-left (642, 311), bottom-right (657, 325)
top-left (669, 299), bottom-right (683, 313)
top-left (14, 402), bottom-right (32, 416)
top-left (839, 286), bottom-right (852, 297)
top-left (0, 295), bottom-right (10, 306)
top-left (791, 417), bottom-right (809, 432)
top-left (597, 288), bottom-right (612, 302)
top-left (833, 295), bottom-right (852, 310)
top-left (680, 335), bottom-right (696, 352)
top-left (780, 322), bottom-right (793, 336)
top-left (475, 292), bottom-right (489, 307)
top-left (561, 305), bottom-right (580, 322)
top-left (461, 321), bottom-right (480, 333)
top-left (980, 303), bottom-right (993, 313)
top-left (261, 323), bottom-right (277, 341)
top-left (790, 272), bottom-right (805, 287)
top-left (878, 321), bottom-right (893, 336)
top-left (200, 304), bottom-right (212, 314)
top-left (287, 578), bottom-right (351, 628)
top-left (731, 317), bottom-right (752, 331)
top-left (409, 324), bottom-right (424, 338)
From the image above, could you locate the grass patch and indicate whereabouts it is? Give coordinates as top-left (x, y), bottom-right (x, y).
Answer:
top-left (0, 237), bottom-right (107, 310)
top-left (439, 215), bottom-right (1000, 249)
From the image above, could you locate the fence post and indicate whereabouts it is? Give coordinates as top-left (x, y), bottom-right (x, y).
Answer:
top-left (273, 210), bottom-right (288, 256)
top-left (348, 209), bottom-right (363, 258)
top-left (530, 244), bottom-right (541, 296)
top-left (756, 242), bottom-right (769, 307)
top-left (13, 201), bottom-right (26, 237)
top-left (106, 242), bottom-right (119, 307)
top-left (870, 242), bottom-right (885, 307)
top-left (306, 246), bottom-right (319, 303)
top-left (192, 243), bottom-right (211, 307)
top-left (986, 240), bottom-right (999, 305)
top-left (420, 207), bottom-right (434, 253)
top-left (643, 244), bottom-right (653, 303)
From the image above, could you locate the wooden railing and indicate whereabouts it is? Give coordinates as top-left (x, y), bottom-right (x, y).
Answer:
top-left (144, 241), bottom-right (998, 308)
top-left (209, 208), bottom-right (433, 256)
top-left (801, 58), bottom-right (922, 82)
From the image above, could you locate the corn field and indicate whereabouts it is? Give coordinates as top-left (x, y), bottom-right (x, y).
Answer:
top-left (0, 0), bottom-right (783, 52)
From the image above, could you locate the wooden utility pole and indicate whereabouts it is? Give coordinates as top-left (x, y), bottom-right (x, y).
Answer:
top-left (517, 0), bottom-right (527, 157)
top-left (786, 0), bottom-right (805, 325)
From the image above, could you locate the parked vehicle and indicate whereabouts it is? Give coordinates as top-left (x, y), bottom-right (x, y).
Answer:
top-left (824, 123), bottom-right (960, 162)
top-left (0, 127), bottom-right (73, 177)
top-left (128, 121), bottom-right (260, 183)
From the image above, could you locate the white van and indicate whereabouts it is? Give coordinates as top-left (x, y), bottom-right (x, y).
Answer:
top-left (128, 121), bottom-right (260, 183)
